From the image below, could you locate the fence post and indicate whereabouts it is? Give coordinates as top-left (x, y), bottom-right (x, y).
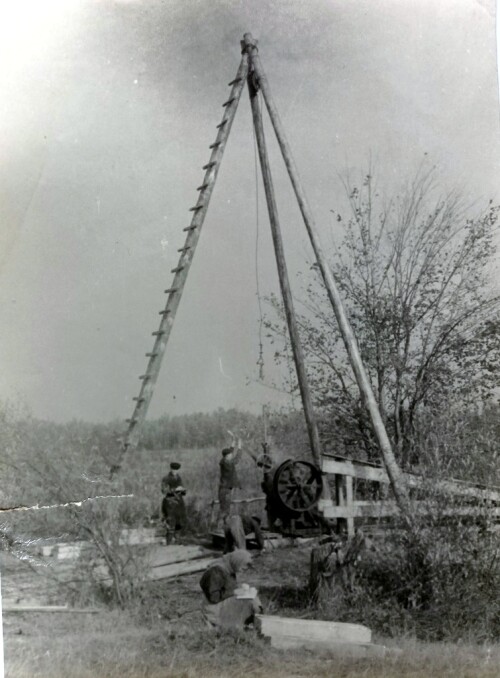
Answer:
top-left (345, 476), bottom-right (355, 537)
top-left (335, 474), bottom-right (346, 535)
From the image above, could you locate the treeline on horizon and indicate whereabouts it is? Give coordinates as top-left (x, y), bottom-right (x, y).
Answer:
top-left (2, 404), bottom-right (310, 453)
top-left (4, 401), bottom-right (500, 486)
top-left (139, 407), bottom-right (308, 451)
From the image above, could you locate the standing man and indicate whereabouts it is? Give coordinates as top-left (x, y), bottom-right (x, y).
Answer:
top-left (161, 461), bottom-right (187, 545)
top-left (218, 432), bottom-right (243, 526)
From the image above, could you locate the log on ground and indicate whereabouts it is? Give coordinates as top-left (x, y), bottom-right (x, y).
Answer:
top-left (256, 614), bottom-right (371, 644)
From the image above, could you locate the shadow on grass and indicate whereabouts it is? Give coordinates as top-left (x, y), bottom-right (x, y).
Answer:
top-left (259, 583), bottom-right (313, 614)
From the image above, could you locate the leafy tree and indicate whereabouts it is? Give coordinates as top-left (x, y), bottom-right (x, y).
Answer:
top-left (267, 167), bottom-right (500, 467)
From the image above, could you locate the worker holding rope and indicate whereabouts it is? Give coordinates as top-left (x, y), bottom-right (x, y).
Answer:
top-left (217, 431), bottom-right (243, 526)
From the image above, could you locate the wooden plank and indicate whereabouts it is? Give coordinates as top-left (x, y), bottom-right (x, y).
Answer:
top-left (119, 528), bottom-right (162, 545)
top-left (256, 614), bottom-right (371, 644)
top-left (40, 530), bottom-right (163, 560)
top-left (267, 637), bottom-right (390, 658)
top-left (323, 458), bottom-right (392, 483)
top-left (91, 556), bottom-right (216, 585)
top-left (91, 547), bottom-right (216, 584)
top-left (146, 556), bottom-right (215, 580)
top-left (322, 501), bottom-right (397, 519)
top-left (146, 545), bottom-right (213, 568)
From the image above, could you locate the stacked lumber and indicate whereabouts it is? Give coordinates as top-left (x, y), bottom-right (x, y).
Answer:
top-left (147, 556), bottom-right (215, 580)
top-left (145, 544), bottom-right (208, 568)
top-left (38, 528), bottom-right (162, 560)
top-left (145, 544), bottom-right (216, 579)
top-left (93, 544), bottom-right (217, 583)
top-left (119, 528), bottom-right (162, 546)
top-left (256, 615), bottom-right (391, 658)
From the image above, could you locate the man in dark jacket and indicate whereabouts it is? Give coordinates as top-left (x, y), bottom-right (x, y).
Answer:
top-left (243, 441), bottom-right (278, 530)
top-left (200, 550), bottom-right (261, 630)
top-left (218, 433), bottom-right (242, 524)
top-left (161, 462), bottom-right (187, 544)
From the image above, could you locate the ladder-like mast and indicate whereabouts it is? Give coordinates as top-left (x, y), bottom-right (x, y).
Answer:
top-left (115, 55), bottom-right (249, 472)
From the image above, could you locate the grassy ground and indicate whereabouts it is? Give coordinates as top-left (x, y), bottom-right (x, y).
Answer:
top-left (4, 443), bottom-right (499, 676)
top-left (4, 544), bottom-right (500, 678)
top-left (5, 612), bottom-right (500, 678)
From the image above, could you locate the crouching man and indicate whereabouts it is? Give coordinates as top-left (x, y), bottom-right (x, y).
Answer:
top-left (199, 550), bottom-right (263, 630)
top-left (224, 514), bottom-right (265, 553)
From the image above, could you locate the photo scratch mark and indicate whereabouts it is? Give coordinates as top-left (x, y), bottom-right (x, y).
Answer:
top-left (218, 356), bottom-right (231, 380)
top-left (0, 494), bottom-right (134, 514)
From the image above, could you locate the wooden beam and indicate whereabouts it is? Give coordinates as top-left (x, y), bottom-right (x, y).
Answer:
top-left (265, 637), bottom-right (391, 658)
top-left (242, 32), bottom-right (410, 520)
top-left (247, 53), bottom-right (323, 470)
top-left (256, 614), bottom-right (372, 644)
top-left (323, 457), bottom-right (390, 483)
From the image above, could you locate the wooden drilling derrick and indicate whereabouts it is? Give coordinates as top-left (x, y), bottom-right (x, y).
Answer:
top-left (115, 33), bottom-right (410, 521)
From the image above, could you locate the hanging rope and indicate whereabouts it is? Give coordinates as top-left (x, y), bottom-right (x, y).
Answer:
top-left (252, 92), bottom-right (265, 382)
top-left (251, 94), bottom-right (296, 407)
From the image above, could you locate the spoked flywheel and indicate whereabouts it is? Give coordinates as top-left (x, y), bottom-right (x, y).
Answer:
top-left (272, 459), bottom-right (323, 515)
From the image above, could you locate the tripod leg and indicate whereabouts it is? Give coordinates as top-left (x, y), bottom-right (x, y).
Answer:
top-left (115, 54), bottom-right (250, 475)
top-left (242, 33), bottom-right (409, 517)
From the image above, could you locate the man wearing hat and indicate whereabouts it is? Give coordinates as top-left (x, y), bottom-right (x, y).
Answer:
top-left (161, 461), bottom-right (183, 495)
top-left (218, 432), bottom-right (243, 525)
top-left (161, 462), bottom-right (187, 544)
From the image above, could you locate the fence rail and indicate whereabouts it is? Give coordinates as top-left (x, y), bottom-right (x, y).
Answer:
top-left (320, 455), bottom-right (500, 535)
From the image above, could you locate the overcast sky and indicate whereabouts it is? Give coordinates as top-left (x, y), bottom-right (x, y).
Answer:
top-left (0, 0), bottom-right (499, 423)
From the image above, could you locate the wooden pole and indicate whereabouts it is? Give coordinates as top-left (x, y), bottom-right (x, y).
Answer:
top-left (242, 33), bottom-right (411, 517)
top-left (247, 66), bottom-right (323, 470)
top-left (116, 55), bottom-right (249, 471)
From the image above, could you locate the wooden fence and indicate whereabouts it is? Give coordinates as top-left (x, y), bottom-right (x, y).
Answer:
top-left (319, 454), bottom-right (500, 537)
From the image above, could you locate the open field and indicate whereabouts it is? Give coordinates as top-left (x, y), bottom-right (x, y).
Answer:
top-left (4, 543), bottom-right (500, 678)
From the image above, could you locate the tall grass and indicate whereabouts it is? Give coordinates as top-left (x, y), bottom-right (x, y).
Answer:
top-left (4, 606), bottom-right (500, 678)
